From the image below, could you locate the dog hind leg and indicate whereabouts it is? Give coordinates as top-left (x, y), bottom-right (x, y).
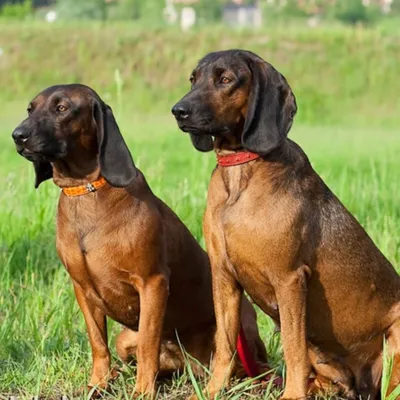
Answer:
top-left (116, 328), bottom-right (199, 376)
top-left (386, 319), bottom-right (400, 397)
top-left (308, 347), bottom-right (357, 399)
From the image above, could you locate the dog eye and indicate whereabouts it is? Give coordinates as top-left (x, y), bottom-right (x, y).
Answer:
top-left (56, 105), bottom-right (67, 113)
top-left (27, 106), bottom-right (32, 114)
top-left (189, 75), bottom-right (195, 84)
top-left (220, 76), bottom-right (231, 84)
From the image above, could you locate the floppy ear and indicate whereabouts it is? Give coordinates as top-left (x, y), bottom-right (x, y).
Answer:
top-left (93, 100), bottom-right (137, 187)
top-left (33, 160), bottom-right (53, 189)
top-left (242, 55), bottom-right (297, 155)
top-left (189, 133), bottom-right (214, 152)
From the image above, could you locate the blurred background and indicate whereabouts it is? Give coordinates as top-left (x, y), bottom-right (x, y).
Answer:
top-left (0, 1), bottom-right (399, 398)
top-left (0, 0), bottom-right (399, 126)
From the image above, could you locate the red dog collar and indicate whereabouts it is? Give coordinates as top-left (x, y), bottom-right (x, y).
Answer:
top-left (217, 151), bottom-right (260, 167)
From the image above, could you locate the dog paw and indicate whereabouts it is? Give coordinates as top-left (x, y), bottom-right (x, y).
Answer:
top-left (132, 385), bottom-right (157, 399)
top-left (186, 392), bottom-right (216, 400)
top-left (88, 387), bottom-right (107, 399)
top-left (73, 385), bottom-right (107, 399)
top-left (258, 373), bottom-right (284, 389)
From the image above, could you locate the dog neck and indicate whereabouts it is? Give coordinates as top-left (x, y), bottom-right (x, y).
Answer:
top-left (213, 135), bottom-right (243, 154)
top-left (212, 137), bottom-right (255, 205)
top-left (214, 132), bottom-right (260, 169)
top-left (51, 150), bottom-right (101, 189)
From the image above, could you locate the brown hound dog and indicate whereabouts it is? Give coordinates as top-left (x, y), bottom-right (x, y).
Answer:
top-left (172, 50), bottom-right (400, 400)
top-left (11, 84), bottom-right (275, 397)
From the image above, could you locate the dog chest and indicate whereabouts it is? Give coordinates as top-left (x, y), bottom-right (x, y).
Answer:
top-left (57, 233), bottom-right (142, 329)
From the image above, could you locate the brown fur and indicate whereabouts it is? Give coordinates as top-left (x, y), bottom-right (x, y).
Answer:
top-left (12, 84), bottom-right (270, 398)
top-left (172, 50), bottom-right (400, 399)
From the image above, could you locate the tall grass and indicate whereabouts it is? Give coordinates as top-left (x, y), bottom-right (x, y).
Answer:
top-left (0, 21), bottom-right (399, 399)
top-left (382, 339), bottom-right (400, 400)
top-left (0, 22), bottom-right (400, 127)
top-left (1, 116), bottom-right (399, 398)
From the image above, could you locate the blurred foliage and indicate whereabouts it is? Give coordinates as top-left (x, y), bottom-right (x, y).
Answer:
top-left (109, 0), bottom-right (143, 20)
top-left (55, 0), bottom-right (169, 22)
top-left (108, 0), bottom-right (225, 23)
top-left (0, 23), bottom-right (399, 127)
top-left (1, 0), bottom-right (396, 25)
top-left (51, 0), bottom-right (230, 23)
top-left (265, 0), bottom-right (391, 25)
top-left (329, 0), bottom-right (382, 25)
top-left (0, 0), bottom-right (32, 19)
top-left (192, 0), bottom-right (223, 22)
top-left (121, 0), bottom-right (165, 21)
top-left (56, 0), bottom-right (107, 20)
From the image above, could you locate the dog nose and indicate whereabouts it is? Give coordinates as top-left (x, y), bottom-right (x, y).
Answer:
top-left (12, 128), bottom-right (31, 144)
top-left (171, 103), bottom-right (191, 120)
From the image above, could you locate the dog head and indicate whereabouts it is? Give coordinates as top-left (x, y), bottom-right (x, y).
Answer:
top-left (172, 50), bottom-right (297, 154)
top-left (12, 84), bottom-right (137, 188)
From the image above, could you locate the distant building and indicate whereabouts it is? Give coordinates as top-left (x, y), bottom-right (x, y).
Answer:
top-left (223, 2), bottom-right (262, 28)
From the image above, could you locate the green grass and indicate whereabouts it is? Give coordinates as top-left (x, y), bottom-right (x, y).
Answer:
top-left (0, 20), bottom-right (400, 399)
top-left (1, 112), bottom-right (399, 398)
top-left (1, 21), bottom-right (400, 127)
top-left (382, 338), bottom-right (400, 400)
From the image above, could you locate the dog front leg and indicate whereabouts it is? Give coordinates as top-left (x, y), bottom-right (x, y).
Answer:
top-left (206, 266), bottom-right (243, 399)
top-left (134, 273), bottom-right (169, 398)
top-left (73, 282), bottom-right (112, 392)
top-left (276, 265), bottom-right (310, 400)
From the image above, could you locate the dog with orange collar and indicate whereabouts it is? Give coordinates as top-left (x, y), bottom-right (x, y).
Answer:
top-left (11, 83), bottom-right (279, 398)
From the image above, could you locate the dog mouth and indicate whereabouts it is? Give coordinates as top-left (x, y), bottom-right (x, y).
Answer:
top-left (178, 123), bottom-right (229, 137)
top-left (179, 125), bottom-right (202, 134)
top-left (16, 145), bottom-right (35, 158)
top-left (17, 148), bottom-right (46, 162)
top-left (16, 145), bottom-right (67, 162)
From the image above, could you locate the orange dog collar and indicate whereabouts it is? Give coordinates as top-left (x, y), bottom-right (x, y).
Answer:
top-left (217, 151), bottom-right (260, 167)
top-left (62, 177), bottom-right (107, 197)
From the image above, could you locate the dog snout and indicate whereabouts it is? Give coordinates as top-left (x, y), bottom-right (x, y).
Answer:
top-left (171, 102), bottom-right (191, 121)
top-left (12, 127), bottom-right (31, 145)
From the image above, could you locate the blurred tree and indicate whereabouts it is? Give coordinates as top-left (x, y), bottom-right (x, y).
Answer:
top-left (263, 0), bottom-right (387, 22)
top-left (0, 0), bottom-right (54, 6)
top-left (331, 0), bottom-right (381, 24)
top-left (56, 0), bottom-right (108, 20)
top-left (390, 0), bottom-right (400, 13)
top-left (109, 0), bottom-right (140, 20)
top-left (195, 0), bottom-right (223, 21)
top-left (139, 0), bottom-right (165, 20)
top-left (112, 0), bottom-right (166, 21)
top-left (0, 0), bottom-right (32, 18)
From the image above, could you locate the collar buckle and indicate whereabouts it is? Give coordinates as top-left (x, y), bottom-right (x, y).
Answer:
top-left (86, 182), bottom-right (96, 193)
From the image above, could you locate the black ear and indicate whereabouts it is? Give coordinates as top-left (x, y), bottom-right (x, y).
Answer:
top-left (93, 100), bottom-right (137, 187)
top-left (242, 54), bottom-right (297, 156)
top-left (189, 133), bottom-right (214, 152)
top-left (34, 160), bottom-right (53, 189)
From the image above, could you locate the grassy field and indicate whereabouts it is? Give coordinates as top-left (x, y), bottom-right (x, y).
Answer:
top-left (0, 21), bottom-right (400, 399)
top-left (1, 21), bottom-right (400, 126)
